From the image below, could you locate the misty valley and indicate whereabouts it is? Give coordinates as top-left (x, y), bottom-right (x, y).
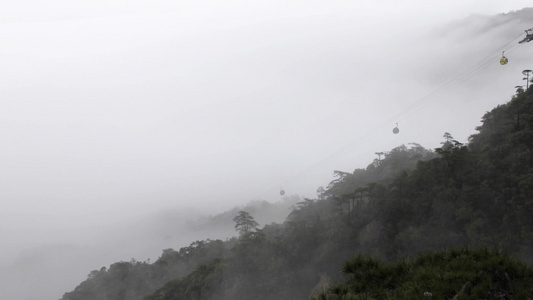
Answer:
top-left (3, 3), bottom-right (533, 300)
top-left (59, 86), bottom-right (533, 299)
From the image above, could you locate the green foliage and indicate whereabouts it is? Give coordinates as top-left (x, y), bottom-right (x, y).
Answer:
top-left (61, 240), bottom-right (227, 300)
top-left (61, 259), bottom-right (156, 300)
top-left (144, 259), bottom-right (225, 300)
top-left (312, 247), bottom-right (533, 299)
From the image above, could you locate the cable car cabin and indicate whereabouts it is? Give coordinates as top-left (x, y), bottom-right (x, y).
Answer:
top-left (500, 51), bottom-right (508, 65)
top-left (280, 189), bottom-right (285, 196)
top-left (500, 56), bottom-right (508, 65)
top-left (393, 123), bottom-right (399, 134)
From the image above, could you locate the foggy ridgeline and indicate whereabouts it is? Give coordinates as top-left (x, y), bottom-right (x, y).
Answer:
top-left (60, 88), bottom-right (533, 299)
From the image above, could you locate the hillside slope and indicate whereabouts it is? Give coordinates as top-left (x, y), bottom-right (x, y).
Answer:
top-left (62, 86), bottom-right (533, 299)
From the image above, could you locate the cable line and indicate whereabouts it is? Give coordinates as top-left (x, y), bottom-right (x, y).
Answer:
top-left (253, 31), bottom-right (529, 200)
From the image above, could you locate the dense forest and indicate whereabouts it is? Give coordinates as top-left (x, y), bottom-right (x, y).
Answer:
top-left (61, 86), bottom-right (533, 299)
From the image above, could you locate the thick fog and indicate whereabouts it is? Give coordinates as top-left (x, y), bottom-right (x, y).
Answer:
top-left (1, 1), bottom-right (532, 299)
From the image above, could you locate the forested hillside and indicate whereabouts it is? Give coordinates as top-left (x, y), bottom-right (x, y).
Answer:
top-left (61, 87), bottom-right (533, 299)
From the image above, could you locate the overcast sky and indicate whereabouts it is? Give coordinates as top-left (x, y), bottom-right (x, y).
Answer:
top-left (1, 1), bottom-right (532, 299)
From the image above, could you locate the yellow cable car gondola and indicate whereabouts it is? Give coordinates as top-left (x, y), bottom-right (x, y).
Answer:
top-left (500, 51), bottom-right (508, 65)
